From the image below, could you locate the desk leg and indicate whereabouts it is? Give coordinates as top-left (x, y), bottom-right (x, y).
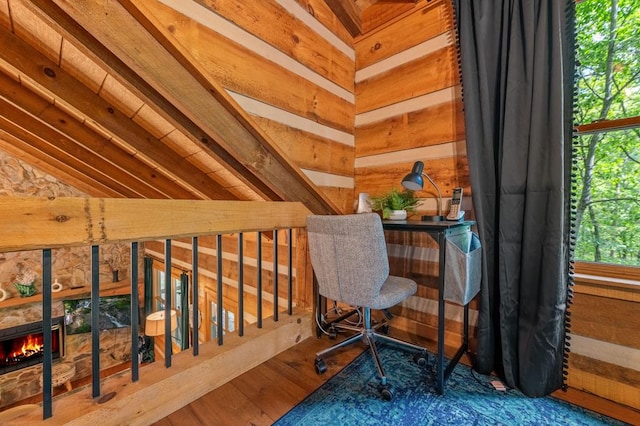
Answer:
top-left (463, 302), bottom-right (469, 348)
top-left (437, 231), bottom-right (446, 395)
top-left (436, 231), bottom-right (471, 395)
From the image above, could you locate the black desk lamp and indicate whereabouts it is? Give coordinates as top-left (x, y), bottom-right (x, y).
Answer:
top-left (401, 161), bottom-right (445, 221)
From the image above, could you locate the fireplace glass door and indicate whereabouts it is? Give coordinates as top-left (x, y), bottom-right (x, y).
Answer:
top-left (0, 317), bottom-right (64, 375)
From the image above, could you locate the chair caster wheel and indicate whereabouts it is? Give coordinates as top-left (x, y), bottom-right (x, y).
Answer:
top-left (328, 328), bottom-right (338, 340)
top-left (379, 383), bottom-right (395, 401)
top-left (315, 358), bottom-right (327, 375)
top-left (414, 351), bottom-right (429, 366)
top-left (380, 324), bottom-right (390, 335)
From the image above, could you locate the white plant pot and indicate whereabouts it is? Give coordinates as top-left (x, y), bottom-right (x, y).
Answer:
top-left (388, 210), bottom-right (407, 220)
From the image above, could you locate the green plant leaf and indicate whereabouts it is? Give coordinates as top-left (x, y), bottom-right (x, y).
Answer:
top-left (371, 188), bottom-right (419, 218)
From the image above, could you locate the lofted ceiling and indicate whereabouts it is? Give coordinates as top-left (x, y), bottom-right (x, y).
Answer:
top-left (0, 0), bottom-right (414, 214)
top-left (0, 0), bottom-right (340, 215)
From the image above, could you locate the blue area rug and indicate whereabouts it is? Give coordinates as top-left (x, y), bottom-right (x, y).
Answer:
top-left (275, 343), bottom-right (627, 425)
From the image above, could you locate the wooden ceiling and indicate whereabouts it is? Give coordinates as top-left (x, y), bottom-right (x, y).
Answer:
top-left (0, 0), bottom-right (340, 215)
top-left (0, 0), bottom-right (415, 213)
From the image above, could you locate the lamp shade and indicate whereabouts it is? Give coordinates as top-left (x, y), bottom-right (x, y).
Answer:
top-left (402, 161), bottom-right (425, 191)
top-left (401, 160), bottom-right (444, 221)
top-left (145, 309), bottom-right (178, 336)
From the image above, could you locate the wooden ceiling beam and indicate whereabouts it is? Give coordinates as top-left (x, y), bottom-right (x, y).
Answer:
top-left (0, 71), bottom-right (195, 199)
top-left (324, 0), bottom-right (362, 36)
top-left (26, 0), bottom-right (339, 215)
top-left (0, 129), bottom-right (121, 198)
top-left (0, 24), bottom-right (234, 201)
top-left (0, 98), bottom-right (146, 198)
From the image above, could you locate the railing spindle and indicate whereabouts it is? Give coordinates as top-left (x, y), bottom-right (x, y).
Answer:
top-left (130, 242), bottom-right (139, 382)
top-left (273, 230), bottom-right (279, 322)
top-left (164, 240), bottom-right (172, 368)
top-left (192, 237), bottom-right (199, 356)
top-left (257, 231), bottom-right (263, 329)
top-left (238, 233), bottom-right (244, 337)
top-left (42, 248), bottom-right (53, 419)
top-left (91, 245), bottom-right (101, 397)
top-left (216, 235), bottom-right (223, 345)
top-left (288, 229), bottom-right (293, 315)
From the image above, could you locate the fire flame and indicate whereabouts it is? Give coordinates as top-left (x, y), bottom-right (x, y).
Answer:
top-left (10, 335), bottom-right (43, 359)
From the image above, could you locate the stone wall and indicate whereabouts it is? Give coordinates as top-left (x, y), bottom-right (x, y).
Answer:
top-left (0, 150), bottom-right (130, 291)
top-left (0, 149), bottom-right (133, 409)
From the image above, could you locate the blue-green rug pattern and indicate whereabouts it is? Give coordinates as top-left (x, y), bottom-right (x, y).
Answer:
top-left (275, 344), bottom-right (627, 425)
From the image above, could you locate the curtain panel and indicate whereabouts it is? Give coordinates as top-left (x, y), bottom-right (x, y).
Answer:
top-left (180, 272), bottom-right (190, 351)
top-left (452, 0), bottom-right (575, 397)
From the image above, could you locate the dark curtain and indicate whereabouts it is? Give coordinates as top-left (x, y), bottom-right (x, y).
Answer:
top-left (143, 257), bottom-right (153, 317)
top-left (180, 272), bottom-right (190, 351)
top-left (452, 0), bottom-right (575, 396)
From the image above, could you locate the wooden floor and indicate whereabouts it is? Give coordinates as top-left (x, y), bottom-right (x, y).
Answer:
top-left (152, 332), bottom-right (640, 426)
top-left (152, 333), bottom-right (365, 426)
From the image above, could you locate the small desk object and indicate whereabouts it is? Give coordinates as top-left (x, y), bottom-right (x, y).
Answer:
top-left (382, 219), bottom-right (475, 394)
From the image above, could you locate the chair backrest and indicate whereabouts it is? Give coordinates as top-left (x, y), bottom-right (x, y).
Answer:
top-left (306, 213), bottom-right (390, 307)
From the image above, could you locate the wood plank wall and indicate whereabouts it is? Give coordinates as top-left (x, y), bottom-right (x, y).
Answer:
top-left (568, 278), bottom-right (640, 409)
top-left (353, 0), bottom-right (475, 350)
top-left (153, 0), bottom-right (357, 214)
top-left (354, 0), bottom-right (467, 210)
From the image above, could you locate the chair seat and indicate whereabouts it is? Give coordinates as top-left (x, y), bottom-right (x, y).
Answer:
top-left (369, 276), bottom-right (417, 310)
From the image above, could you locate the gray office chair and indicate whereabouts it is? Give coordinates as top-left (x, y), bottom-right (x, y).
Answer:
top-left (307, 213), bottom-right (428, 400)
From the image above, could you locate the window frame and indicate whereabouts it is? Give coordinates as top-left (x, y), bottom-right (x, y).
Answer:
top-left (151, 262), bottom-right (188, 349)
top-left (572, 116), bottom-right (640, 286)
top-left (572, 0), bottom-right (640, 283)
top-left (573, 121), bottom-right (640, 290)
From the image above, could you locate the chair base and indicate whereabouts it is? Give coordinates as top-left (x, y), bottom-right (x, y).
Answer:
top-left (314, 306), bottom-right (429, 400)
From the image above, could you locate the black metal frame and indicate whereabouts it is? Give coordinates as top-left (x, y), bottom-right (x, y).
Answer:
top-left (381, 219), bottom-right (474, 394)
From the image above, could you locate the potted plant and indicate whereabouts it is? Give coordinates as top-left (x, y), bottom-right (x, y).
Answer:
top-left (14, 266), bottom-right (38, 297)
top-left (371, 188), bottom-right (419, 220)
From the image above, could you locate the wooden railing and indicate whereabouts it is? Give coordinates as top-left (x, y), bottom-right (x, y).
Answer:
top-left (0, 197), bottom-right (312, 422)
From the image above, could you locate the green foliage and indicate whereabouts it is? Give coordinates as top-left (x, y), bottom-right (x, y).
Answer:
top-left (73, 323), bottom-right (92, 334)
top-left (371, 188), bottom-right (419, 219)
top-left (574, 0), bottom-right (640, 266)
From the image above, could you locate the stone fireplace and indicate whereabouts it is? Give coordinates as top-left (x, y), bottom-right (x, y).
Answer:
top-left (0, 302), bottom-right (132, 409)
top-left (0, 150), bottom-right (134, 409)
top-left (0, 317), bottom-right (64, 376)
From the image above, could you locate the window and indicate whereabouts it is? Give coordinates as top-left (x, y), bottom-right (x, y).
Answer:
top-left (573, 0), bottom-right (640, 273)
top-left (210, 301), bottom-right (235, 339)
top-left (154, 270), bottom-right (185, 348)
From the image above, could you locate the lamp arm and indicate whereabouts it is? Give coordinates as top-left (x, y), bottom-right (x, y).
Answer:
top-left (423, 173), bottom-right (443, 216)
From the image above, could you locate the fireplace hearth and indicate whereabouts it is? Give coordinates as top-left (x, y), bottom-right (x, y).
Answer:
top-left (0, 317), bottom-right (64, 375)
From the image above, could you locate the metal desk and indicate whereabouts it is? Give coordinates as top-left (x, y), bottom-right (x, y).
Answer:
top-left (382, 219), bottom-right (475, 394)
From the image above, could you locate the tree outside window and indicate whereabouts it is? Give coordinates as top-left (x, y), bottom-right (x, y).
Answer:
top-left (574, 0), bottom-right (640, 268)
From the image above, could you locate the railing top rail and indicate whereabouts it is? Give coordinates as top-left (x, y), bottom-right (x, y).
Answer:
top-left (0, 197), bottom-right (312, 252)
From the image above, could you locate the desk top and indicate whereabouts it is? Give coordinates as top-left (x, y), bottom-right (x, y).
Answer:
top-left (382, 219), bottom-right (475, 232)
